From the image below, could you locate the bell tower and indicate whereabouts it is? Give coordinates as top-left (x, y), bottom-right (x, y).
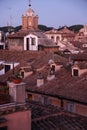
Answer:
top-left (22, 0), bottom-right (38, 30)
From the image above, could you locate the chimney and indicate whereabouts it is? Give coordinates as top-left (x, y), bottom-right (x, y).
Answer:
top-left (7, 82), bottom-right (26, 103)
top-left (37, 72), bottom-right (44, 87)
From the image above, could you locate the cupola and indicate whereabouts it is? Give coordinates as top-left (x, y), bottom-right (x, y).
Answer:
top-left (22, 1), bottom-right (38, 30)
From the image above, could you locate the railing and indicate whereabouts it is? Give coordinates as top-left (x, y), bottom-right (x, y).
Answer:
top-left (0, 102), bottom-right (26, 110)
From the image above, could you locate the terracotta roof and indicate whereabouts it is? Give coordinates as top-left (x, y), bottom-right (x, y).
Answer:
top-left (24, 8), bottom-right (37, 17)
top-left (0, 50), bottom-right (44, 65)
top-left (0, 50), bottom-right (66, 82)
top-left (7, 30), bottom-right (48, 39)
top-left (45, 27), bottom-right (75, 36)
top-left (59, 27), bottom-right (74, 34)
top-left (72, 41), bottom-right (87, 50)
top-left (28, 101), bottom-right (87, 130)
top-left (70, 53), bottom-right (87, 61)
top-left (7, 30), bottom-right (57, 47)
top-left (1, 100), bottom-right (87, 130)
top-left (1, 50), bottom-right (87, 104)
top-left (7, 30), bottom-right (29, 38)
top-left (25, 67), bottom-right (87, 104)
top-left (74, 61), bottom-right (87, 69)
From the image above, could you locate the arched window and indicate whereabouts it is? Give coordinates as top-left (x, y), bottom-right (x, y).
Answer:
top-left (51, 36), bottom-right (54, 41)
top-left (56, 36), bottom-right (60, 42)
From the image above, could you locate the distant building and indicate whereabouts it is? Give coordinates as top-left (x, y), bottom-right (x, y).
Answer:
top-left (75, 24), bottom-right (87, 42)
top-left (45, 27), bottom-right (79, 53)
top-left (45, 27), bottom-right (75, 43)
top-left (0, 31), bottom-right (6, 49)
top-left (7, 6), bottom-right (58, 52)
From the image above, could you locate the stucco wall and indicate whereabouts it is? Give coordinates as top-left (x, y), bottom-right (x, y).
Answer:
top-left (76, 103), bottom-right (87, 117)
top-left (0, 110), bottom-right (31, 130)
top-left (27, 92), bottom-right (87, 117)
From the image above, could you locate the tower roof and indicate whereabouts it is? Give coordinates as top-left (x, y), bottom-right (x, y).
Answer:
top-left (24, 8), bottom-right (37, 17)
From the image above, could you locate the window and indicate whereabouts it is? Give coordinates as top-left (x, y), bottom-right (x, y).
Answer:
top-left (28, 94), bottom-right (32, 101)
top-left (61, 99), bottom-right (64, 108)
top-left (0, 45), bottom-right (4, 49)
top-left (18, 39), bottom-right (22, 46)
top-left (5, 65), bottom-right (10, 73)
top-left (38, 96), bottom-right (43, 104)
top-left (82, 44), bottom-right (87, 48)
top-left (73, 69), bottom-right (78, 76)
top-left (44, 97), bottom-right (51, 105)
top-left (31, 38), bottom-right (36, 45)
top-left (21, 71), bottom-right (24, 78)
top-left (66, 102), bottom-right (75, 112)
top-left (51, 36), bottom-right (54, 41)
top-left (1, 34), bottom-right (5, 42)
top-left (51, 65), bottom-right (55, 72)
top-left (26, 38), bottom-right (29, 50)
top-left (56, 36), bottom-right (60, 42)
top-left (50, 65), bottom-right (55, 75)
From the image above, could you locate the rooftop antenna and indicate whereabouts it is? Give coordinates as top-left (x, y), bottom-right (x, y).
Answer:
top-left (8, 7), bottom-right (12, 32)
top-left (29, 0), bottom-right (31, 7)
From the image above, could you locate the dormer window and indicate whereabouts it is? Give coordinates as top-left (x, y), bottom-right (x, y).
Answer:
top-left (5, 64), bottom-right (10, 73)
top-left (50, 65), bottom-right (55, 74)
top-left (21, 71), bottom-right (24, 78)
top-left (82, 44), bottom-right (87, 48)
top-left (72, 63), bottom-right (79, 77)
top-left (73, 69), bottom-right (78, 76)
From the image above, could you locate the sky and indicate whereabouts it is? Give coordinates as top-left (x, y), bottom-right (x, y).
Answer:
top-left (0, 0), bottom-right (87, 28)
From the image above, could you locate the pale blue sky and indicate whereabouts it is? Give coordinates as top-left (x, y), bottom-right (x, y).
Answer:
top-left (0, 0), bottom-right (87, 28)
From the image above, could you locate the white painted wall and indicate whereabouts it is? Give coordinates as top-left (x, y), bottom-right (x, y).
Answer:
top-left (0, 69), bottom-right (4, 75)
top-left (0, 62), bottom-right (19, 75)
top-left (0, 60), bottom-right (5, 75)
top-left (72, 66), bottom-right (79, 76)
top-left (0, 42), bottom-right (5, 49)
top-left (24, 34), bottom-right (38, 51)
top-left (72, 65), bottom-right (87, 77)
